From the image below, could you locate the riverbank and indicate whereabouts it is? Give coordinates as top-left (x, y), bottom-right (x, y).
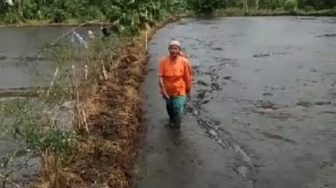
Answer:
top-left (31, 15), bottom-right (181, 188)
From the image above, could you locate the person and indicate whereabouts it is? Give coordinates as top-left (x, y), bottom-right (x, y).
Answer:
top-left (158, 40), bottom-right (192, 128)
top-left (101, 26), bottom-right (111, 39)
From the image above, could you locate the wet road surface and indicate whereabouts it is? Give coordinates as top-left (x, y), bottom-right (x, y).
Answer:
top-left (136, 17), bottom-right (336, 188)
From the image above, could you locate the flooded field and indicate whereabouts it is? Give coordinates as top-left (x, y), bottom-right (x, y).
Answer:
top-left (0, 26), bottom-right (98, 89)
top-left (137, 17), bottom-right (336, 188)
top-left (0, 25), bottom-right (97, 186)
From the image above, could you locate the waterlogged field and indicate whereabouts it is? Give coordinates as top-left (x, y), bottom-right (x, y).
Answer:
top-left (0, 26), bottom-right (99, 89)
top-left (0, 26), bottom-right (97, 187)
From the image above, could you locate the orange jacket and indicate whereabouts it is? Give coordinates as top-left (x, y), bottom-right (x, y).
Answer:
top-left (158, 55), bottom-right (192, 96)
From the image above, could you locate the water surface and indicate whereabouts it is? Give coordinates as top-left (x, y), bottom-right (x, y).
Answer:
top-left (137, 16), bottom-right (336, 188)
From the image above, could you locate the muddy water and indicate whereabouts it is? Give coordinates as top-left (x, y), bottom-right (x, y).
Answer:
top-left (0, 26), bottom-right (99, 89)
top-left (136, 17), bottom-right (336, 188)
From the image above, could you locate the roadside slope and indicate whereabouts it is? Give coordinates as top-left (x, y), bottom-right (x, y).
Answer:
top-left (48, 17), bottom-right (181, 188)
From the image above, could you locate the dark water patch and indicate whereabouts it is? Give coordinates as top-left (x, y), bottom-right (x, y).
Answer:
top-left (255, 100), bottom-right (284, 110)
top-left (211, 47), bottom-right (223, 51)
top-left (263, 92), bottom-right (273, 96)
top-left (297, 101), bottom-right (313, 107)
top-left (314, 101), bottom-right (332, 106)
top-left (318, 111), bottom-right (336, 114)
top-left (177, 21), bottom-right (188, 26)
top-left (296, 100), bottom-right (332, 107)
top-left (253, 53), bottom-right (270, 58)
top-left (264, 85), bottom-right (284, 92)
top-left (197, 80), bottom-right (209, 86)
top-left (261, 131), bottom-right (296, 144)
top-left (315, 33), bottom-right (336, 38)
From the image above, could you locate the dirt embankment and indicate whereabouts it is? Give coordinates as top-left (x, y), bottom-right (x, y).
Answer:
top-left (34, 17), bottom-right (181, 188)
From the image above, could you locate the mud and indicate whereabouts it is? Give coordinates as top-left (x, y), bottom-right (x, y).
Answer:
top-left (136, 17), bottom-right (336, 188)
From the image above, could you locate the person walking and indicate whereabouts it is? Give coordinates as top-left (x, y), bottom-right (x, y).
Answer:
top-left (158, 40), bottom-right (192, 128)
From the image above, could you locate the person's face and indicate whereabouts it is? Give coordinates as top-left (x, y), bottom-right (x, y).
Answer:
top-left (169, 45), bottom-right (180, 57)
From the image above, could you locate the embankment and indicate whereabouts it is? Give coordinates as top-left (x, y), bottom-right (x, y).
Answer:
top-left (28, 8), bottom-right (336, 188)
top-left (33, 16), bottom-right (180, 188)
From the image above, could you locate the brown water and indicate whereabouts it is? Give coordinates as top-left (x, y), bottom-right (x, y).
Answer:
top-left (136, 17), bottom-right (336, 188)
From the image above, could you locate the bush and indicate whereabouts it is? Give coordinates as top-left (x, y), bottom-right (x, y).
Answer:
top-left (188, 0), bottom-right (224, 14)
top-left (304, 6), bottom-right (315, 12)
top-left (283, 0), bottom-right (296, 11)
top-left (78, 6), bottom-right (105, 22)
top-left (52, 8), bottom-right (69, 23)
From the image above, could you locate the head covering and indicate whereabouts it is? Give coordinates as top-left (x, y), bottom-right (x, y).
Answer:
top-left (169, 40), bottom-right (181, 48)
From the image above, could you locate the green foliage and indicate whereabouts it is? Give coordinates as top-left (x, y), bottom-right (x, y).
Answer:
top-left (284, 0), bottom-right (297, 10)
top-left (188, 0), bottom-right (225, 14)
top-left (1, 0), bottom-right (336, 24)
top-left (304, 5), bottom-right (315, 11)
top-left (0, 98), bottom-right (76, 156)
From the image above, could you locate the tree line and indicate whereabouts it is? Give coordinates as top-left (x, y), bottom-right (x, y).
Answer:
top-left (0, 0), bottom-right (335, 24)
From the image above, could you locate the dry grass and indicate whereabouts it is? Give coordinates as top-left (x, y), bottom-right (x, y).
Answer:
top-left (31, 16), bottom-right (180, 188)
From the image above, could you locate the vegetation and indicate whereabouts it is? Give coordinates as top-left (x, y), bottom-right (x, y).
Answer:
top-left (0, 0), bottom-right (336, 24)
top-left (0, 0), bottom-right (336, 188)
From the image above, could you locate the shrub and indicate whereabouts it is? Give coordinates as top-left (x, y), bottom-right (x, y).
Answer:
top-left (188, 0), bottom-right (224, 14)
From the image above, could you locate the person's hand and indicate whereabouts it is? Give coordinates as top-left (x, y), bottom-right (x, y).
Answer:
top-left (163, 91), bottom-right (170, 99)
top-left (164, 94), bottom-right (170, 99)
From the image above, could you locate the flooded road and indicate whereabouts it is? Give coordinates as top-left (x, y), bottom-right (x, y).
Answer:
top-left (136, 17), bottom-right (336, 188)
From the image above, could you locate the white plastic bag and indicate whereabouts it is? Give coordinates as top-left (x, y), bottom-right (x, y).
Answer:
top-left (70, 31), bottom-right (88, 48)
